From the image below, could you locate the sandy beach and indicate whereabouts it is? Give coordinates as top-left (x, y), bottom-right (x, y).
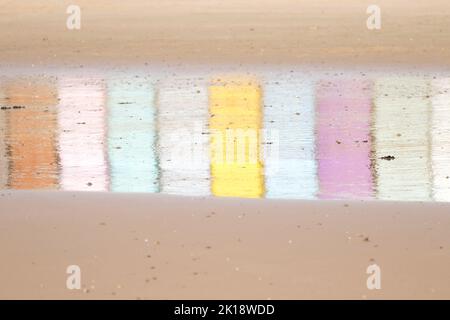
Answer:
top-left (1, 191), bottom-right (450, 299)
top-left (0, 0), bottom-right (449, 67)
top-left (1, 0), bottom-right (450, 300)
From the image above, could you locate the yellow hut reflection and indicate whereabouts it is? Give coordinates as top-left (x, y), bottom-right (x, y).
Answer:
top-left (5, 80), bottom-right (58, 189)
top-left (209, 77), bottom-right (264, 198)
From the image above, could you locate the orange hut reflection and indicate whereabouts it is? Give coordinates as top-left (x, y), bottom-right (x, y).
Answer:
top-left (0, 88), bottom-right (7, 189)
top-left (4, 80), bottom-right (59, 189)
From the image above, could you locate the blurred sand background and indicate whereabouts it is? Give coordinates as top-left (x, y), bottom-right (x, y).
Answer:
top-left (0, 0), bottom-right (449, 66)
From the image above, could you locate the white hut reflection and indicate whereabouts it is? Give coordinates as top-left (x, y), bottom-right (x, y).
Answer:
top-left (431, 78), bottom-right (450, 202)
top-left (157, 77), bottom-right (210, 196)
top-left (374, 77), bottom-right (431, 201)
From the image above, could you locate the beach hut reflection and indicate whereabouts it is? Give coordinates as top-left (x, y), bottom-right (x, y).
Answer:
top-left (263, 74), bottom-right (317, 199)
top-left (316, 79), bottom-right (373, 199)
top-left (107, 78), bottom-right (159, 192)
top-left (431, 79), bottom-right (450, 201)
top-left (157, 77), bottom-right (210, 196)
top-left (58, 78), bottom-right (108, 191)
top-left (4, 80), bottom-right (58, 189)
top-left (374, 78), bottom-right (432, 201)
top-left (209, 77), bottom-right (265, 198)
top-left (0, 88), bottom-right (7, 189)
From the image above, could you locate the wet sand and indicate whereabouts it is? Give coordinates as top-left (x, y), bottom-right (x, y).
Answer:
top-left (1, 191), bottom-right (450, 299)
top-left (2, 67), bottom-right (450, 200)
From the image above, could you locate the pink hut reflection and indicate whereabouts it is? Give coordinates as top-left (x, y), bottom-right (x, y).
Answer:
top-left (316, 79), bottom-right (373, 199)
top-left (58, 78), bottom-right (108, 191)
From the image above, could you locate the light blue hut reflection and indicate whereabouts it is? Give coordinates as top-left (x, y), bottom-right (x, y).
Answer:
top-left (263, 74), bottom-right (318, 199)
top-left (107, 78), bottom-right (159, 192)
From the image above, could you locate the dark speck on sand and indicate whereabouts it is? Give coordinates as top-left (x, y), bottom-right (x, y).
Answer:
top-left (380, 155), bottom-right (395, 161)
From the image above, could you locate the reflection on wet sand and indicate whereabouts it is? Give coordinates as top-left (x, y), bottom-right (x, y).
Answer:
top-left (209, 78), bottom-right (265, 198)
top-left (107, 78), bottom-right (158, 192)
top-left (374, 78), bottom-right (432, 201)
top-left (263, 75), bottom-right (317, 199)
top-left (0, 88), bottom-right (7, 189)
top-left (4, 80), bottom-right (58, 189)
top-left (58, 78), bottom-right (108, 191)
top-left (1, 70), bottom-right (450, 201)
top-left (157, 77), bottom-right (210, 196)
top-left (317, 80), bottom-right (373, 199)
top-left (431, 79), bottom-right (450, 201)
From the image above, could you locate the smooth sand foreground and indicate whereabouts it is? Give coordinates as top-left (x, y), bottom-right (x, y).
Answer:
top-left (1, 0), bottom-right (450, 67)
top-left (0, 191), bottom-right (449, 299)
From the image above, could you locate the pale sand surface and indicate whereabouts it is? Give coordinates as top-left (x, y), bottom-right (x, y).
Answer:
top-left (0, 0), bottom-right (449, 67)
top-left (0, 191), bottom-right (450, 299)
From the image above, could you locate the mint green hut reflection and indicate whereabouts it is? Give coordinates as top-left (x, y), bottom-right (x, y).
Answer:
top-left (107, 78), bottom-right (159, 192)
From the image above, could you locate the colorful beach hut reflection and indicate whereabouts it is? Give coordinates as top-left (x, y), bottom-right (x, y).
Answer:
top-left (374, 78), bottom-right (431, 201)
top-left (431, 78), bottom-right (450, 201)
top-left (157, 77), bottom-right (210, 195)
top-left (0, 88), bottom-right (7, 189)
top-left (263, 74), bottom-right (317, 199)
top-left (316, 79), bottom-right (373, 199)
top-left (58, 78), bottom-right (108, 191)
top-left (107, 77), bottom-right (159, 192)
top-left (209, 77), bottom-right (264, 198)
top-left (4, 80), bottom-right (59, 189)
